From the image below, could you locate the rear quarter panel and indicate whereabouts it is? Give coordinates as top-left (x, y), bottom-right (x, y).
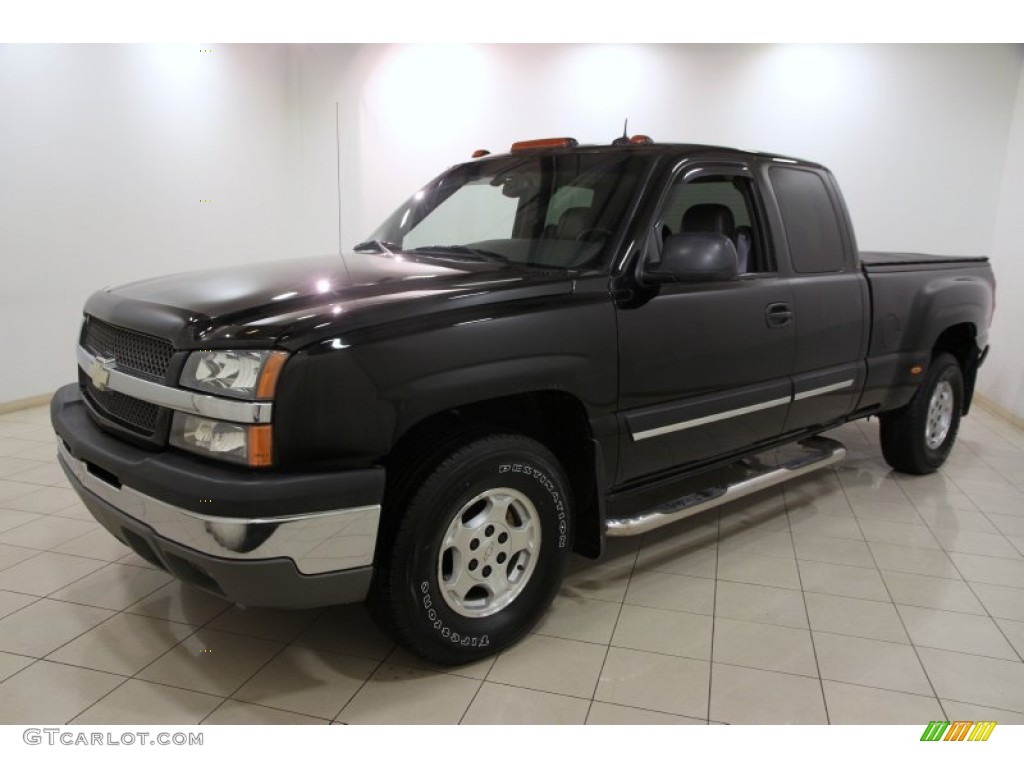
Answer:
top-left (858, 261), bottom-right (994, 412)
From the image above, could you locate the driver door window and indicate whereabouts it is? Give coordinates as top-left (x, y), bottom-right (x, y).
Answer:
top-left (659, 175), bottom-right (770, 275)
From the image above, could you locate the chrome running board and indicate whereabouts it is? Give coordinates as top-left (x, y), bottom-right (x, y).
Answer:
top-left (605, 436), bottom-right (846, 537)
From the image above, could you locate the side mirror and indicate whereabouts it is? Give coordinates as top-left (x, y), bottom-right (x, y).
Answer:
top-left (644, 232), bottom-right (739, 284)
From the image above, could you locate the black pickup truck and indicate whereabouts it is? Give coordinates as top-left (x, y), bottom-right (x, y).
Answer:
top-left (51, 136), bottom-right (995, 664)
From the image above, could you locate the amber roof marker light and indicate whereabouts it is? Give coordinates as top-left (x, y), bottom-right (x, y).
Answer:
top-left (471, 149), bottom-right (491, 158)
top-left (510, 137), bottom-right (579, 152)
top-left (613, 134), bottom-right (654, 146)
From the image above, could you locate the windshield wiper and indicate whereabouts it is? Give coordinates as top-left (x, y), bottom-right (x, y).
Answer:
top-left (353, 239), bottom-right (401, 255)
top-left (407, 245), bottom-right (509, 264)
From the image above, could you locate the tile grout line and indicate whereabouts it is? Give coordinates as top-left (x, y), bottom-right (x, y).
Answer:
top-left (5, 413), bottom-right (1023, 723)
top-left (45, 578), bottom-right (216, 724)
top-left (971, 434), bottom-right (1024, 497)
top-left (0, 563), bottom-right (175, 670)
top-left (469, 677), bottom-right (702, 723)
top-left (454, 673), bottom-right (488, 725)
top-left (940, 469), bottom-right (1024, 665)
top-left (0, 517), bottom-right (122, 564)
top-left (583, 535), bottom-right (641, 724)
top-left (325, 636), bottom-right (394, 723)
top-left (28, 559), bottom-right (236, 723)
top-left (938, 695), bottom-right (1024, 719)
top-left (201, 695), bottom-right (331, 725)
top-left (783, 472), bottom-right (833, 725)
top-left (836, 468), bottom-right (950, 722)
top-left (187, 606), bottom-right (337, 719)
top-left (704, 507), bottom-right (722, 725)
top-left (65, 669), bottom-right (229, 726)
top-left (305, 641), bottom-right (390, 720)
top-left (321, 651), bottom-right (385, 729)
top-left (118, 609), bottom-right (315, 724)
top-left (199, 696), bottom-right (243, 725)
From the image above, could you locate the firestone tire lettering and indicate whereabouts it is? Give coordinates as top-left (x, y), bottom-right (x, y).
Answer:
top-left (371, 434), bottom-right (571, 665)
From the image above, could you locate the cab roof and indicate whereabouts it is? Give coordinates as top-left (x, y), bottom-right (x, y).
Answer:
top-left (470, 136), bottom-right (820, 169)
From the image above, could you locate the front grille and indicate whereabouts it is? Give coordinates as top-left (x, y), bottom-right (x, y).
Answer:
top-left (82, 316), bottom-right (174, 381)
top-left (79, 315), bottom-right (176, 443)
top-left (83, 381), bottom-right (161, 436)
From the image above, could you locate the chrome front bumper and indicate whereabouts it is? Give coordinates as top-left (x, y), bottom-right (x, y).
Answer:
top-left (57, 439), bottom-right (380, 576)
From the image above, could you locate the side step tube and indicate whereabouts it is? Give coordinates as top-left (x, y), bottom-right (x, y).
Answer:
top-left (605, 436), bottom-right (846, 537)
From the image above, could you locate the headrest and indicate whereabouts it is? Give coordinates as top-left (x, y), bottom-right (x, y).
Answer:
top-left (682, 203), bottom-right (735, 236)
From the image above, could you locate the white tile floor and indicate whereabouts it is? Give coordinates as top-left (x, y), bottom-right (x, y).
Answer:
top-left (0, 402), bottom-right (1023, 725)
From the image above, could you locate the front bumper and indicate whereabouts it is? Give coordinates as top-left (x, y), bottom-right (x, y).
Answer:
top-left (51, 384), bottom-right (385, 608)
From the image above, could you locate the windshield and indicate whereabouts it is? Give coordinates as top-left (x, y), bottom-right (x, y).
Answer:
top-left (360, 150), bottom-right (653, 270)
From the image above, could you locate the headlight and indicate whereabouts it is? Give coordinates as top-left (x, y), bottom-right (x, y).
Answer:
top-left (180, 350), bottom-right (288, 400)
top-left (170, 413), bottom-right (273, 467)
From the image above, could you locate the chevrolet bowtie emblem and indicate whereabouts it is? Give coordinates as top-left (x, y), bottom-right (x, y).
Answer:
top-left (89, 356), bottom-right (115, 391)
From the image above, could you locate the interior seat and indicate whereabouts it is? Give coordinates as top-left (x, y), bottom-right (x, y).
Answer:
top-left (734, 224), bottom-right (753, 273)
top-left (554, 207), bottom-right (593, 239)
top-left (681, 203), bottom-right (748, 271)
top-left (680, 203), bottom-right (735, 237)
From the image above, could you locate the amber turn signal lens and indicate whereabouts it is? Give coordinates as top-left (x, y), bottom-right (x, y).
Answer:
top-left (247, 425), bottom-right (274, 467)
top-left (256, 351), bottom-right (289, 399)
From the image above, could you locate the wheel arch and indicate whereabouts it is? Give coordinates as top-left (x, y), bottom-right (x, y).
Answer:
top-left (379, 390), bottom-right (606, 563)
top-left (931, 322), bottom-right (981, 415)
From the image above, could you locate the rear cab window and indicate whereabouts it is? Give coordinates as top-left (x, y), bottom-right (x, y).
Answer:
top-left (769, 166), bottom-right (847, 274)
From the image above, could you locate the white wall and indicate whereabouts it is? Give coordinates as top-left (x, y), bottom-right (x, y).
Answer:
top-left (0, 44), bottom-right (298, 403)
top-left (311, 44), bottom-right (1021, 257)
top-left (3, 44), bottom-right (1024, 420)
top-left (298, 43), bottom-right (1024, 421)
top-left (978, 62), bottom-right (1024, 419)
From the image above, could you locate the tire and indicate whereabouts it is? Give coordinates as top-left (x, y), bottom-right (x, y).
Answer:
top-left (369, 433), bottom-right (573, 665)
top-left (879, 353), bottom-right (964, 475)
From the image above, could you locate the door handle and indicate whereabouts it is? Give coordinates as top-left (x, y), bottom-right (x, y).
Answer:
top-left (766, 302), bottom-right (793, 327)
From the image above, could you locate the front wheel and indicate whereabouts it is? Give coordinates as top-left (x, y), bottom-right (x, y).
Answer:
top-left (879, 353), bottom-right (964, 474)
top-left (370, 434), bottom-right (572, 665)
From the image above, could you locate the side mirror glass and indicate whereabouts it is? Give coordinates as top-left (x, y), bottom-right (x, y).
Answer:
top-left (644, 232), bottom-right (739, 284)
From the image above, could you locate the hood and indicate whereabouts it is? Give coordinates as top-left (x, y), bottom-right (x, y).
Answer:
top-left (83, 252), bottom-right (575, 350)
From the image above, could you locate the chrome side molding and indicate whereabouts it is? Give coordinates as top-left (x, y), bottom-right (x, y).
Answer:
top-left (632, 380), bottom-right (856, 442)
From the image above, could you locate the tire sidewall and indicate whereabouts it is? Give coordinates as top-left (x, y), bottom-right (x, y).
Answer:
top-left (918, 356), bottom-right (964, 469)
top-left (394, 439), bottom-right (571, 660)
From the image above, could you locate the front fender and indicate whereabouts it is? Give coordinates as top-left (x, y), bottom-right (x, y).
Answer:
top-left (273, 288), bottom-right (618, 465)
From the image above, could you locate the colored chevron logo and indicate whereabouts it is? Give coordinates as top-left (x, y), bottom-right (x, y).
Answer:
top-left (920, 721), bottom-right (997, 742)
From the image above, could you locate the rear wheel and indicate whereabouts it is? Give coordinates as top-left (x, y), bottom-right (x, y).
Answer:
top-left (370, 433), bottom-right (572, 665)
top-left (879, 353), bottom-right (964, 474)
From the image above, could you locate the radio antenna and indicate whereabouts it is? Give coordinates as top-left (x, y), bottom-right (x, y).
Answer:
top-left (336, 102), bottom-right (343, 255)
top-left (336, 101), bottom-right (351, 279)
top-left (612, 118), bottom-right (631, 146)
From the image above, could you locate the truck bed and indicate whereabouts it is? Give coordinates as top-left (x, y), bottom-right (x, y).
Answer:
top-left (861, 251), bottom-right (990, 271)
